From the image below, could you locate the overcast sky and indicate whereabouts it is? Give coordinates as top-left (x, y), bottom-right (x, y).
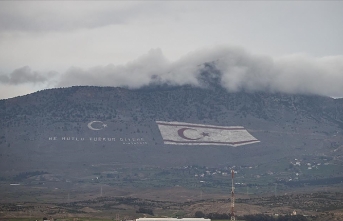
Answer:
top-left (1, 1), bottom-right (343, 99)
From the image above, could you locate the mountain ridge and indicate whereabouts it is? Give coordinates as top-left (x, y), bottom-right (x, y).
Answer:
top-left (0, 85), bottom-right (343, 182)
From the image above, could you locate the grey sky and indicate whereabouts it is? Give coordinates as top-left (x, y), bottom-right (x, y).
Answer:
top-left (0, 1), bottom-right (343, 99)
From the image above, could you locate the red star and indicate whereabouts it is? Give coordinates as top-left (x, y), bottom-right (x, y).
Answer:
top-left (201, 132), bottom-right (210, 137)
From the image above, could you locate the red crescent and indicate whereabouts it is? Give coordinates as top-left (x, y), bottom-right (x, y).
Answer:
top-left (178, 128), bottom-right (202, 140)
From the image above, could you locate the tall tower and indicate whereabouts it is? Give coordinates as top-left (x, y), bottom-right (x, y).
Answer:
top-left (230, 170), bottom-right (235, 220)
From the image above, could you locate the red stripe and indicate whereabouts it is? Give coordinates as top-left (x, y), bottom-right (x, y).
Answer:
top-left (163, 139), bottom-right (259, 145)
top-left (157, 122), bottom-right (245, 130)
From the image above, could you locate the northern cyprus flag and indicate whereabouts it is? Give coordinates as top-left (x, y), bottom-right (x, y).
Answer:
top-left (156, 121), bottom-right (259, 147)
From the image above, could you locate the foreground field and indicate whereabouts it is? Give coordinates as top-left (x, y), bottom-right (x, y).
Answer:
top-left (1, 185), bottom-right (343, 221)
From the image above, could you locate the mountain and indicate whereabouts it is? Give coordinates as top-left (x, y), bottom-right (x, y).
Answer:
top-left (0, 85), bottom-right (343, 185)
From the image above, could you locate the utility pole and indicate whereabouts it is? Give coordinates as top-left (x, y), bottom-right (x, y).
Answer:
top-left (230, 170), bottom-right (235, 221)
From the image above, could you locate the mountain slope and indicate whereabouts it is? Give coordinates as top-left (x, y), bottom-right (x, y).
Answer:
top-left (0, 86), bottom-right (343, 179)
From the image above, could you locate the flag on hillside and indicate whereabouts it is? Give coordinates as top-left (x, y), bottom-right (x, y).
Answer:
top-left (156, 121), bottom-right (259, 147)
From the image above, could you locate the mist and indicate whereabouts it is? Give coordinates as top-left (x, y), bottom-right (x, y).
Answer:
top-left (58, 46), bottom-right (343, 98)
top-left (0, 66), bottom-right (56, 85)
top-left (1, 46), bottom-right (343, 98)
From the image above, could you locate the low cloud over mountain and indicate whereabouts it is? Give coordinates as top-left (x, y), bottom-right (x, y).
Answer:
top-left (0, 66), bottom-right (56, 85)
top-left (1, 46), bottom-right (343, 98)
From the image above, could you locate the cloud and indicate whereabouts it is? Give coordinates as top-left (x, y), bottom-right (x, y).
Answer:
top-left (0, 66), bottom-right (56, 85)
top-left (0, 2), bottom-right (121, 32)
top-left (2, 46), bottom-right (343, 98)
top-left (0, 2), bottom-right (172, 32)
top-left (57, 46), bottom-right (343, 97)
top-left (59, 48), bottom-right (171, 88)
top-left (270, 55), bottom-right (343, 97)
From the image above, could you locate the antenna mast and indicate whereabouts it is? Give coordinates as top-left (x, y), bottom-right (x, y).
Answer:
top-left (230, 169), bottom-right (235, 220)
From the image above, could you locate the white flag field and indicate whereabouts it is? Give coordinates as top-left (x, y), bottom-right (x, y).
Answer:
top-left (156, 121), bottom-right (260, 147)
